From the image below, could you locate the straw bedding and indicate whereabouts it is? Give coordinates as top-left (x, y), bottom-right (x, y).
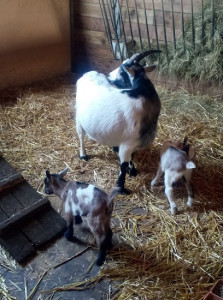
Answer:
top-left (0, 74), bottom-right (223, 299)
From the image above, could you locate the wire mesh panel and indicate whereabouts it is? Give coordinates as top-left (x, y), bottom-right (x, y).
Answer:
top-left (99, 0), bottom-right (218, 63)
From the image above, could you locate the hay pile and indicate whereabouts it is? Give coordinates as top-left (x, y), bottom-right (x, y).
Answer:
top-left (0, 75), bottom-right (223, 299)
top-left (147, 0), bottom-right (223, 84)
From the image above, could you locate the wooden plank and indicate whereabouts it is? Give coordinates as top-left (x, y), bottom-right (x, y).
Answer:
top-left (0, 157), bottom-right (24, 192)
top-left (11, 181), bottom-right (42, 207)
top-left (118, 0), bottom-right (202, 13)
top-left (76, 16), bottom-right (105, 32)
top-left (0, 207), bottom-right (8, 223)
top-left (76, 42), bottom-right (113, 59)
top-left (0, 198), bottom-right (49, 235)
top-left (77, 29), bottom-right (109, 46)
top-left (22, 207), bottom-right (66, 247)
top-left (0, 230), bottom-right (35, 262)
top-left (0, 192), bottom-right (24, 217)
top-left (75, 54), bottom-right (120, 74)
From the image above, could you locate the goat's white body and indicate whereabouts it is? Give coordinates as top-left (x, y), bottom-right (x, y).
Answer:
top-left (65, 184), bottom-right (95, 216)
top-left (76, 71), bottom-right (143, 149)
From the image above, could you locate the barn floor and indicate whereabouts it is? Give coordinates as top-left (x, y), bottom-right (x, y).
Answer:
top-left (0, 73), bottom-right (223, 300)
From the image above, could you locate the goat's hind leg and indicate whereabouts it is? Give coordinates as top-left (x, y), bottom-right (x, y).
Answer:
top-left (183, 171), bottom-right (194, 208)
top-left (76, 118), bottom-right (88, 161)
top-left (151, 163), bottom-right (164, 186)
top-left (164, 172), bottom-right (177, 215)
top-left (117, 144), bottom-right (135, 194)
top-left (127, 153), bottom-right (138, 177)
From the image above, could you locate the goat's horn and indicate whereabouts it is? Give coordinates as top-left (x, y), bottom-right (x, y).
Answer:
top-left (128, 49), bottom-right (161, 65)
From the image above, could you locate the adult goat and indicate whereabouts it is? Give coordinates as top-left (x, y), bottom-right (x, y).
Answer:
top-left (76, 50), bottom-right (161, 194)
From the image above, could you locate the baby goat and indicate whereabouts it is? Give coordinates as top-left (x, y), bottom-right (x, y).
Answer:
top-left (151, 137), bottom-right (196, 215)
top-left (76, 49), bottom-right (161, 195)
top-left (44, 167), bottom-right (119, 266)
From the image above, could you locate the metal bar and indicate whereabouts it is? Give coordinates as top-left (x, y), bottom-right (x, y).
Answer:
top-left (171, 0), bottom-right (176, 51)
top-left (69, 0), bottom-right (76, 72)
top-left (180, 0), bottom-right (186, 54)
top-left (143, 0), bottom-right (151, 49)
top-left (106, 0), bottom-right (123, 60)
top-left (161, 0), bottom-right (169, 64)
top-left (134, 0), bottom-right (143, 50)
top-left (152, 0), bottom-right (159, 50)
top-left (191, 0), bottom-right (195, 49)
top-left (117, 0), bottom-right (129, 58)
top-left (201, 0), bottom-right (205, 50)
top-left (99, 0), bottom-right (113, 52)
top-left (125, 0), bottom-right (135, 52)
top-left (211, 0), bottom-right (215, 51)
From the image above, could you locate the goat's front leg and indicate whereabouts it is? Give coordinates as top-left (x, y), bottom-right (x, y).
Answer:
top-left (164, 171), bottom-right (177, 215)
top-left (117, 144), bottom-right (134, 194)
top-left (64, 212), bottom-right (74, 241)
top-left (76, 118), bottom-right (88, 161)
top-left (151, 162), bottom-right (164, 186)
top-left (183, 171), bottom-right (194, 208)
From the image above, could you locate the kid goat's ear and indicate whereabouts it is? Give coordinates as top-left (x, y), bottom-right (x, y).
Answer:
top-left (46, 170), bottom-right (51, 178)
top-left (58, 167), bottom-right (69, 178)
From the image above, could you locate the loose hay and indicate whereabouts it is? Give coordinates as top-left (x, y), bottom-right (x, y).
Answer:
top-left (0, 74), bottom-right (223, 299)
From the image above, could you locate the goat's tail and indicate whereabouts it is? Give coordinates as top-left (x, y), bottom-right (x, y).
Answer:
top-left (106, 187), bottom-right (121, 215)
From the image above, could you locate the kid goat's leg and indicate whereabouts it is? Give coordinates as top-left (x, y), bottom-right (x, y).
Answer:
top-left (87, 215), bottom-right (112, 266)
top-left (164, 171), bottom-right (177, 215)
top-left (64, 211), bottom-right (74, 241)
top-left (151, 162), bottom-right (164, 186)
top-left (183, 170), bottom-right (194, 207)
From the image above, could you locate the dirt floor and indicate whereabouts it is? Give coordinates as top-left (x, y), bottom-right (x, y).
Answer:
top-left (0, 73), bottom-right (223, 300)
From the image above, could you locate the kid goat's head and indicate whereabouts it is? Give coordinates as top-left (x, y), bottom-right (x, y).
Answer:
top-left (108, 49), bottom-right (161, 88)
top-left (44, 167), bottom-right (69, 194)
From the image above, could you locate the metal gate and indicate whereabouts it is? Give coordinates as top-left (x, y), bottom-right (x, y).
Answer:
top-left (99, 0), bottom-right (217, 64)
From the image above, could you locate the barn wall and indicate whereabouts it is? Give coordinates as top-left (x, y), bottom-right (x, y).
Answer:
top-left (75, 0), bottom-right (201, 74)
top-left (0, 0), bottom-right (70, 90)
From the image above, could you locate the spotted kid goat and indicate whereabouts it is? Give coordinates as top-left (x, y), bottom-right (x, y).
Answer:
top-left (44, 167), bottom-right (120, 266)
top-left (76, 50), bottom-right (161, 194)
top-left (151, 137), bottom-right (196, 215)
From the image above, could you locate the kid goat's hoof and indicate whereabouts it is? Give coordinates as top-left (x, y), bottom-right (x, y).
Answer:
top-left (75, 215), bottom-right (83, 224)
top-left (79, 155), bottom-right (88, 161)
top-left (64, 230), bottom-right (73, 241)
top-left (117, 187), bottom-right (131, 195)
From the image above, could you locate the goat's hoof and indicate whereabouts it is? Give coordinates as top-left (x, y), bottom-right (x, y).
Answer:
top-left (96, 256), bottom-right (105, 266)
top-left (128, 167), bottom-right (138, 177)
top-left (75, 215), bottom-right (83, 224)
top-left (170, 207), bottom-right (177, 215)
top-left (80, 155), bottom-right (88, 161)
top-left (118, 187), bottom-right (131, 195)
top-left (112, 146), bottom-right (119, 152)
top-left (64, 231), bottom-right (73, 241)
top-left (151, 179), bottom-right (157, 187)
top-left (106, 242), bottom-right (113, 250)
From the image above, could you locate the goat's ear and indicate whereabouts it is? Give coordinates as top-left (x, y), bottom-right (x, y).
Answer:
top-left (125, 67), bottom-right (135, 77)
top-left (144, 64), bottom-right (156, 73)
top-left (183, 136), bottom-right (188, 146)
top-left (186, 161), bottom-right (196, 169)
top-left (46, 170), bottom-right (51, 178)
top-left (188, 147), bottom-right (195, 160)
top-left (58, 167), bottom-right (69, 178)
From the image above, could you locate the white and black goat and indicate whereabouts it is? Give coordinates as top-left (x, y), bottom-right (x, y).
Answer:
top-left (44, 167), bottom-right (120, 266)
top-left (151, 137), bottom-right (196, 215)
top-left (76, 50), bottom-right (161, 194)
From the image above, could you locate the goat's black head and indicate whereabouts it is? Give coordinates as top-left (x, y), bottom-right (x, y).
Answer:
top-left (108, 49), bottom-right (161, 88)
top-left (44, 167), bottom-right (68, 194)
